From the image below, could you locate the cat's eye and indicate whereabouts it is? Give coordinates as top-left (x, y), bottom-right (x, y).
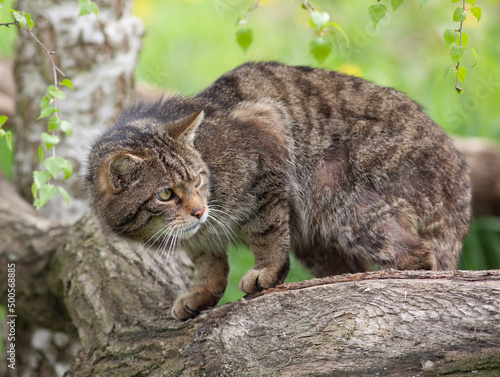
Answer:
top-left (156, 189), bottom-right (173, 202)
top-left (194, 175), bottom-right (201, 188)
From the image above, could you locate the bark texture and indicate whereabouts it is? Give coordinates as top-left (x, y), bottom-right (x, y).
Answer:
top-left (1, 173), bottom-right (500, 376)
top-left (13, 0), bottom-right (143, 224)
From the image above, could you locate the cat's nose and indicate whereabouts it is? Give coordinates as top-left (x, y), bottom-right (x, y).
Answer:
top-left (192, 206), bottom-right (206, 219)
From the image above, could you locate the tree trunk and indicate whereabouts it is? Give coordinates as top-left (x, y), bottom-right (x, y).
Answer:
top-left (1, 173), bottom-right (499, 376)
top-left (13, 0), bottom-right (143, 224)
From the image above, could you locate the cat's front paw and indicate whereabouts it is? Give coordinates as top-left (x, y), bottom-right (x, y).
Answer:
top-left (171, 289), bottom-right (220, 321)
top-left (238, 268), bottom-right (281, 294)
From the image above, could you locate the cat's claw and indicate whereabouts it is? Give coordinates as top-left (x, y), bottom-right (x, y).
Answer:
top-left (238, 268), bottom-right (280, 294)
top-left (172, 289), bottom-right (220, 321)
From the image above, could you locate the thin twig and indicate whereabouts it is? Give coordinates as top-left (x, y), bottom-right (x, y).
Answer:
top-left (239, 0), bottom-right (260, 27)
top-left (300, 0), bottom-right (316, 17)
top-left (1, 19), bottom-right (66, 156)
top-left (455, 0), bottom-right (465, 92)
top-left (0, 22), bottom-right (65, 84)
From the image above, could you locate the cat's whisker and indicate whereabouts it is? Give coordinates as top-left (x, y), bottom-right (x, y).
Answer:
top-left (167, 228), bottom-right (181, 269)
top-left (207, 207), bottom-right (240, 223)
top-left (205, 219), bottom-right (228, 250)
top-left (207, 201), bottom-right (241, 227)
top-left (153, 225), bottom-right (177, 286)
top-left (207, 213), bottom-right (240, 246)
top-left (120, 223), bottom-right (171, 270)
top-left (152, 228), bottom-right (171, 287)
top-left (208, 212), bottom-right (236, 236)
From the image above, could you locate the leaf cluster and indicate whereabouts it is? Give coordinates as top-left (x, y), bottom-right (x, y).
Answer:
top-left (234, 1), bottom-right (348, 64)
top-left (308, 10), bottom-right (349, 64)
top-left (33, 79), bottom-right (74, 210)
top-left (368, 0), bottom-right (428, 28)
top-left (444, 0), bottom-right (481, 93)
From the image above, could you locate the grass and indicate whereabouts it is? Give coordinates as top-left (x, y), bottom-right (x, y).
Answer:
top-left (0, 0), bottom-right (499, 305)
top-left (221, 245), bottom-right (313, 305)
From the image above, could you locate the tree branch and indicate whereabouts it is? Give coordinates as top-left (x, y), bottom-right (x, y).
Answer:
top-left (1, 170), bottom-right (499, 376)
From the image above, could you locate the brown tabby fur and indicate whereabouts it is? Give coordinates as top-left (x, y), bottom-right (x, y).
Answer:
top-left (86, 62), bottom-right (471, 320)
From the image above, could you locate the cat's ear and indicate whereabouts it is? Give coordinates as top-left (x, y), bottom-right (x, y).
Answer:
top-left (106, 153), bottom-right (144, 191)
top-left (169, 110), bottom-right (204, 145)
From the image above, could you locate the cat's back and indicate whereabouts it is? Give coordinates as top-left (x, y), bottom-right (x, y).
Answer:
top-left (199, 61), bottom-right (417, 118)
top-left (199, 62), bottom-right (435, 150)
top-left (201, 62), bottom-right (460, 180)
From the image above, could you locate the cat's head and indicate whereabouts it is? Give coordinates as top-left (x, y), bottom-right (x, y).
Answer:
top-left (87, 110), bottom-right (210, 242)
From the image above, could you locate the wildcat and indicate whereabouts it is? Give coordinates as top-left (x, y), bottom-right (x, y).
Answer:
top-left (86, 62), bottom-right (471, 320)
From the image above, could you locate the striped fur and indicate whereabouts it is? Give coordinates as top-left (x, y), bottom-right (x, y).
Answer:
top-left (86, 62), bottom-right (471, 320)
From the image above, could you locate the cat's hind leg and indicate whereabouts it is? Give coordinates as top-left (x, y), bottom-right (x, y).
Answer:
top-left (293, 243), bottom-right (370, 278)
top-left (338, 190), bottom-right (437, 271)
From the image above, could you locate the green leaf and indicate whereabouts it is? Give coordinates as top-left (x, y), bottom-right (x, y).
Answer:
top-left (443, 29), bottom-right (459, 47)
top-left (0, 115), bottom-right (6, 126)
top-left (10, 10), bottom-right (27, 29)
top-left (31, 182), bottom-right (37, 200)
top-left (38, 104), bottom-right (57, 120)
top-left (47, 85), bottom-right (66, 100)
top-left (25, 12), bottom-right (34, 30)
top-left (368, 4), bottom-right (387, 28)
top-left (41, 132), bottom-right (60, 150)
top-left (461, 32), bottom-right (469, 48)
top-left (1, 130), bottom-right (13, 151)
top-left (330, 22), bottom-right (349, 46)
top-left (470, 7), bottom-right (481, 22)
top-left (34, 184), bottom-right (58, 210)
top-left (33, 170), bottom-right (52, 188)
top-left (61, 79), bottom-right (73, 90)
top-left (453, 7), bottom-right (466, 23)
top-left (457, 66), bottom-right (467, 82)
top-left (38, 146), bottom-right (44, 162)
top-left (419, 0), bottom-right (427, 8)
top-left (236, 28), bottom-right (253, 53)
top-left (48, 115), bottom-right (61, 131)
top-left (450, 45), bottom-right (465, 64)
top-left (469, 47), bottom-right (477, 67)
top-left (58, 187), bottom-right (71, 205)
top-left (310, 11), bottom-right (330, 31)
top-left (451, 0), bottom-right (461, 3)
top-left (444, 65), bottom-right (455, 78)
top-left (309, 37), bottom-right (332, 64)
top-left (44, 156), bottom-right (73, 180)
top-left (390, 0), bottom-right (404, 11)
top-left (40, 94), bottom-right (57, 118)
top-left (466, 0), bottom-right (476, 7)
top-left (60, 120), bottom-right (72, 137)
top-left (78, 0), bottom-right (98, 17)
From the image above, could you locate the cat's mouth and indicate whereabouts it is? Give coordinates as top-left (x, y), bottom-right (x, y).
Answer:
top-left (178, 209), bottom-right (209, 239)
top-left (179, 223), bottom-right (201, 239)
